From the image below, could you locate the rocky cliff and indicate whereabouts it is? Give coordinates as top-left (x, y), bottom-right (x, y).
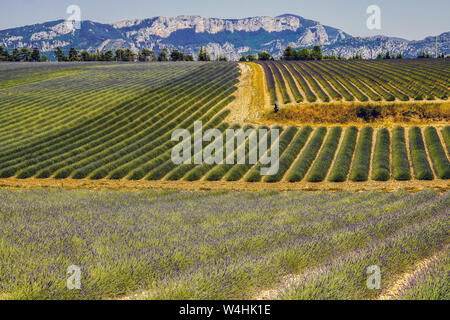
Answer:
top-left (0, 14), bottom-right (448, 60)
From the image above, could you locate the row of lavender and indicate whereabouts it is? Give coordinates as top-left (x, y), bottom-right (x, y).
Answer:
top-left (259, 60), bottom-right (450, 104)
top-left (0, 189), bottom-right (447, 299)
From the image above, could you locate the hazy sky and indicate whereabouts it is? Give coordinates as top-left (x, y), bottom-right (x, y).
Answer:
top-left (1, 0), bottom-right (449, 40)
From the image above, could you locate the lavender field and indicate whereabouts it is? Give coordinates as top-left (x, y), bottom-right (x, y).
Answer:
top-left (0, 188), bottom-right (448, 300)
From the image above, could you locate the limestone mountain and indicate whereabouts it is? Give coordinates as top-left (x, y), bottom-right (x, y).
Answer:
top-left (0, 14), bottom-right (447, 60)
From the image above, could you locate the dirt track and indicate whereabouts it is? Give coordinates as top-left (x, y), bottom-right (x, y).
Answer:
top-left (377, 245), bottom-right (449, 300)
top-left (226, 62), bottom-right (270, 124)
top-left (0, 177), bottom-right (448, 192)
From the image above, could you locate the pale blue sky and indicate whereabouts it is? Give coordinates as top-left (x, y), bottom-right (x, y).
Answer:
top-left (1, 0), bottom-right (449, 40)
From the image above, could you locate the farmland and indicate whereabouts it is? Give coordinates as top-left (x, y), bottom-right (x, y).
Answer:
top-left (0, 60), bottom-right (449, 301)
top-left (258, 60), bottom-right (450, 105)
top-left (0, 188), bottom-right (448, 300)
top-left (0, 62), bottom-right (449, 186)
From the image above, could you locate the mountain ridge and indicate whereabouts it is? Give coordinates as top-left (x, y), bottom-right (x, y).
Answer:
top-left (0, 14), bottom-right (448, 60)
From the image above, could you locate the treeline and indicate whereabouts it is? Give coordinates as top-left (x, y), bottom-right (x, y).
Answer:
top-left (239, 46), bottom-right (324, 62)
top-left (416, 52), bottom-right (446, 59)
top-left (54, 46), bottom-right (220, 62)
top-left (0, 46), bottom-right (48, 62)
top-left (0, 45), bottom-right (227, 62)
top-left (376, 51), bottom-right (403, 59)
top-left (240, 46), bottom-right (364, 62)
top-left (239, 52), bottom-right (275, 62)
top-left (281, 46), bottom-right (324, 61)
top-left (2, 44), bottom-right (448, 63)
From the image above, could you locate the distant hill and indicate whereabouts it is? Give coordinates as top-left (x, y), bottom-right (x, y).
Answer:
top-left (322, 32), bottom-right (450, 59)
top-left (0, 14), bottom-right (448, 60)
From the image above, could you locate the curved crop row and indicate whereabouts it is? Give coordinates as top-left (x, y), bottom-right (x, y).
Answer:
top-left (328, 126), bottom-right (358, 182)
top-left (392, 126), bottom-right (412, 180)
top-left (409, 127), bottom-right (434, 180)
top-left (424, 127), bottom-right (450, 179)
top-left (267, 63), bottom-right (291, 104)
top-left (285, 63), bottom-right (317, 102)
top-left (258, 62), bottom-right (277, 104)
top-left (350, 126), bottom-right (373, 181)
top-left (307, 127), bottom-right (342, 182)
top-left (264, 126), bottom-right (312, 182)
top-left (371, 128), bottom-right (390, 181)
top-left (286, 127), bottom-right (327, 182)
top-left (275, 62), bottom-right (304, 103)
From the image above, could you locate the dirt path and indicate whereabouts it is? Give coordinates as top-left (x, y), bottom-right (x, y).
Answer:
top-left (0, 177), bottom-right (448, 193)
top-left (404, 126), bottom-right (415, 179)
top-left (377, 245), bottom-right (449, 300)
top-left (253, 266), bottom-right (326, 300)
top-left (226, 63), bottom-right (253, 124)
top-left (369, 127), bottom-right (379, 181)
top-left (226, 63), bottom-right (269, 124)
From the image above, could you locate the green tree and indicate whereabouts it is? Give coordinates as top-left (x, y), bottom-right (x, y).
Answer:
top-left (80, 50), bottom-right (91, 61)
top-left (40, 55), bottom-right (49, 62)
top-left (246, 54), bottom-right (256, 61)
top-left (11, 48), bottom-right (20, 61)
top-left (310, 46), bottom-right (323, 60)
top-left (257, 52), bottom-right (272, 61)
top-left (184, 54), bottom-right (194, 61)
top-left (384, 51), bottom-right (391, 59)
top-left (31, 47), bottom-right (40, 62)
top-left (282, 46), bottom-right (296, 60)
top-left (54, 47), bottom-right (68, 62)
top-left (115, 49), bottom-right (124, 61)
top-left (92, 50), bottom-right (102, 61)
top-left (123, 49), bottom-right (135, 62)
top-left (139, 48), bottom-right (152, 62)
top-left (20, 48), bottom-right (32, 62)
top-left (158, 48), bottom-right (169, 61)
top-left (170, 49), bottom-right (184, 61)
top-left (296, 48), bottom-right (310, 60)
top-left (68, 47), bottom-right (79, 61)
top-left (197, 46), bottom-right (211, 61)
top-left (102, 50), bottom-right (114, 61)
top-left (418, 52), bottom-right (431, 59)
top-left (0, 46), bottom-right (9, 61)
top-left (239, 56), bottom-right (247, 62)
top-left (217, 56), bottom-right (228, 61)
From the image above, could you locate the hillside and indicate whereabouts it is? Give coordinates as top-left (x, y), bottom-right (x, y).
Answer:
top-left (323, 32), bottom-right (450, 59)
top-left (0, 61), bottom-right (448, 188)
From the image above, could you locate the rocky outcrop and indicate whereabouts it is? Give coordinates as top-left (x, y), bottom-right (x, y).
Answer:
top-left (322, 33), bottom-right (450, 59)
top-left (0, 14), bottom-right (448, 60)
